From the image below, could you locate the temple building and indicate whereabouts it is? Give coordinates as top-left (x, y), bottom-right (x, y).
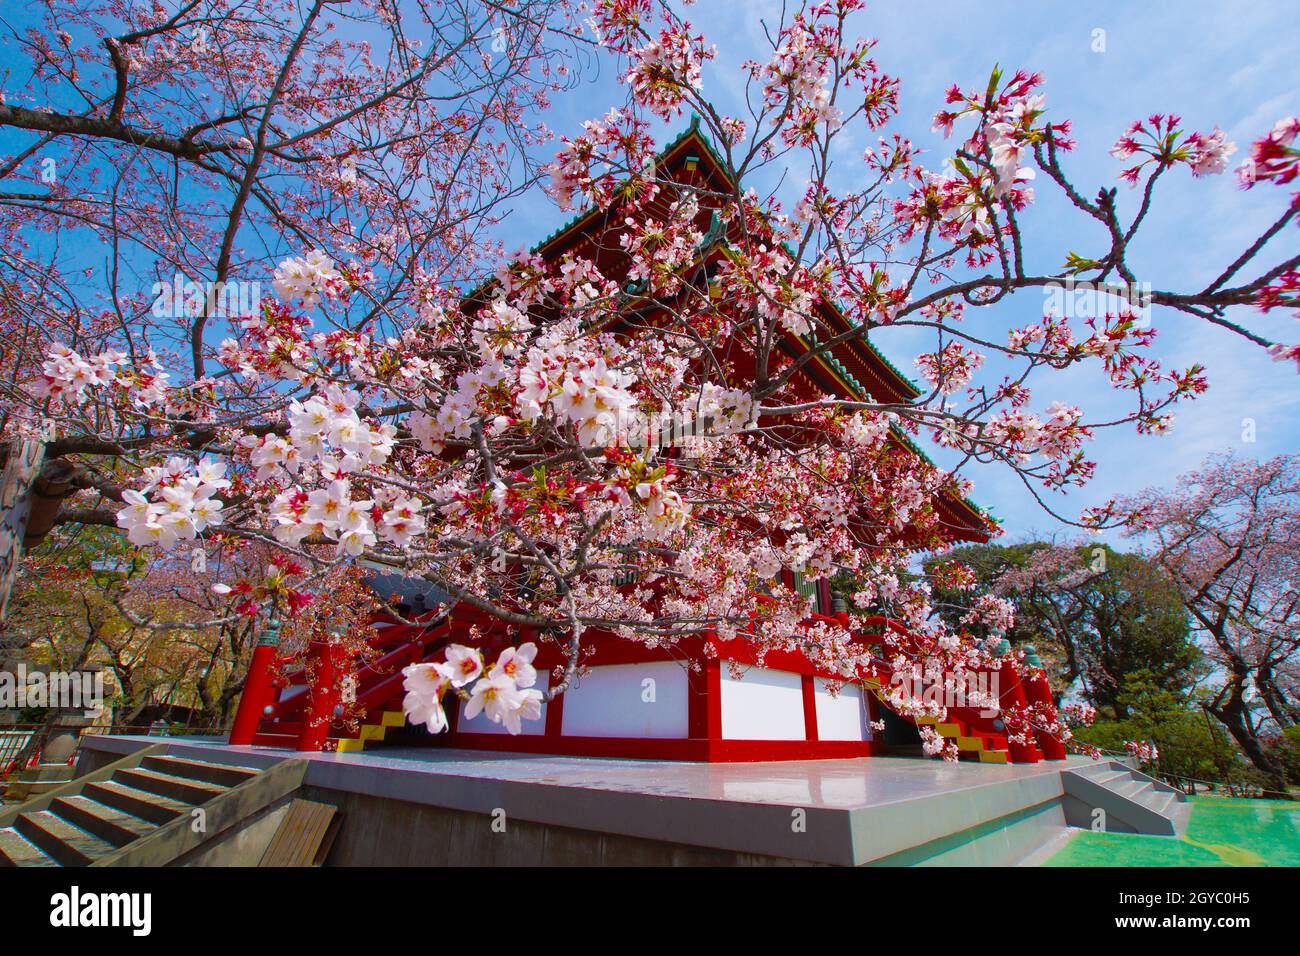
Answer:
top-left (237, 121), bottom-right (1063, 766)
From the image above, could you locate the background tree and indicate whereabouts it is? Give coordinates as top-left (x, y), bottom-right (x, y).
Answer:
top-left (1121, 452), bottom-right (1300, 796)
top-left (6, 522), bottom-right (382, 731)
top-left (928, 541), bottom-right (1200, 716)
top-left (7, 524), bottom-right (219, 730)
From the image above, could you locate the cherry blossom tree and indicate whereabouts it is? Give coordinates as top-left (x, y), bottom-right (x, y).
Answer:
top-left (1121, 453), bottom-right (1299, 796)
top-left (0, 0), bottom-right (589, 617)
top-left (2, 0), bottom-right (1298, 742)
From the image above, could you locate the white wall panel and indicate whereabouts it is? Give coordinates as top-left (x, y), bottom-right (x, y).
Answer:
top-left (813, 678), bottom-right (872, 741)
top-left (561, 661), bottom-right (689, 738)
top-left (720, 667), bottom-right (806, 740)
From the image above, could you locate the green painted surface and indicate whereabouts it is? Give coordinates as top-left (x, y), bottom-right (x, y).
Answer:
top-left (1046, 795), bottom-right (1300, 867)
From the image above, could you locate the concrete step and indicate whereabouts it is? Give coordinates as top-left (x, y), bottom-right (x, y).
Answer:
top-left (51, 795), bottom-right (157, 846)
top-left (14, 810), bottom-right (118, 866)
top-left (1113, 779), bottom-right (1148, 798)
top-left (0, 826), bottom-right (59, 867)
top-left (1074, 761), bottom-right (1130, 780)
top-left (140, 755), bottom-right (259, 789)
top-left (83, 780), bottom-right (189, 825)
top-left (1090, 769), bottom-right (1131, 786)
top-left (113, 767), bottom-right (227, 805)
top-left (1062, 764), bottom-right (1182, 836)
top-left (1137, 789), bottom-right (1176, 816)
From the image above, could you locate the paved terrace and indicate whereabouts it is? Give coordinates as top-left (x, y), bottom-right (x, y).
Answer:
top-left (81, 735), bottom-right (1090, 865)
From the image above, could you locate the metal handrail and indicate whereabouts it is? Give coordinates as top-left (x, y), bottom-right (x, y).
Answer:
top-left (1154, 770), bottom-right (1296, 801)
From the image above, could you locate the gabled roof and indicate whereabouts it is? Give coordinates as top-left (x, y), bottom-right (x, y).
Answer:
top-left (530, 115), bottom-right (923, 405)
top-left (478, 117), bottom-right (992, 543)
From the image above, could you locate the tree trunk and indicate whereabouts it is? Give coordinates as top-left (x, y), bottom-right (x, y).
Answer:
top-left (0, 439), bottom-right (46, 626)
top-left (1256, 666), bottom-right (1298, 729)
top-left (1, 437), bottom-right (78, 628)
top-left (1208, 685), bottom-right (1293, 799)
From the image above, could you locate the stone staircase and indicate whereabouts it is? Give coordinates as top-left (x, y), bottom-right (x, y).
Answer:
top-left (1061, 760), bottom-right (1189, 836)
top-left (0, 746), bottom-right (305, 866)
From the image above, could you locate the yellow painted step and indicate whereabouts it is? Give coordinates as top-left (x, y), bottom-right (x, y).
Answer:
top-left (956, 736), bottom-right (988, 752)
top-left (914, 715), bottom-right (940, 726)
top-left (978, 750), bottom-right (1009, 764)
top-left (936, 723), bottom-right (963, 737)
top-left (334, 712), bottom-right (406, 753)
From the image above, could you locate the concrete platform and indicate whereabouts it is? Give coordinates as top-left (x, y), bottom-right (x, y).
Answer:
top-left (79, 736), bottom-right (1091, 866)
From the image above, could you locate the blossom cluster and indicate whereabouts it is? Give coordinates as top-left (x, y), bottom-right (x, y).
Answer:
top-left (402, 643), bottom-right (543, 734)
top-left (116, 458), bottom-right (230, 550)
top-left (211, 554), bottom-right (314, 619)
top-left (1236, 116), bottom-right (1299, 189)
top-left (1123, 739), bottom-right (1159, 764)
top-left (272, 250), bottom-right (345, 309)
top-left (1110, 114), bottom-right (1236, 187)
top-left (243, 384), bottom-right (396, 481)
top-left (1059, 702), bottom-right (1098, 728)
top-left (268, 479), bottom-right (426, 555)
top-left (756, 20), bottom-right (842, 144)
top-left (34, 345), bottom-right (171, 407)
top-left (516, 331), bottom-right (640, 446)
top-left (931, 69), bottom-right (1067, 200)
top-left (915, 342), bottom-right (985, 395)
top-left (897, 70), bottom-right (1064, 266)
top-left (624, 27), bottom-right (712, 119)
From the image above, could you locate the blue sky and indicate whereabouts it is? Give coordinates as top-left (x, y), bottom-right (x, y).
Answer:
top-left (519, 0), bottom-right (1300, 543)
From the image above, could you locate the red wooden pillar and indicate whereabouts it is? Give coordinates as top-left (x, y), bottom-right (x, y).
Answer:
top-left (801, 675), bottom-right (820, 742)
top-left (297, 632), bottom-right (340, 752)
top-left (995, 657), bottom-right (1040, 764)
top-left (703, 658), bottom-right (723, 749)
top-left (816, 579), bottom-right (833, 617)
top-left (1021, 646), bottom-right (1067, 761)
top-left (229, 619), bottom-right (281, 746)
